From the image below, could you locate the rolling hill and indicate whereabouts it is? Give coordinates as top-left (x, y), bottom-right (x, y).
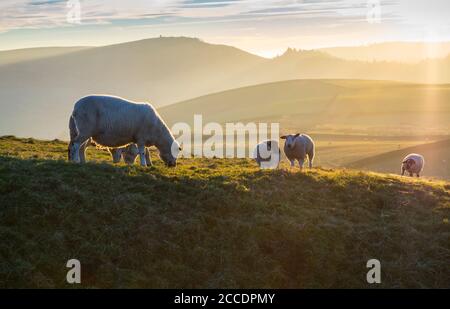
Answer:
top-left (0, 46), bottom-right (89, 67)
top-left (0, 37), bottom-right (265, 139)
top-left (0, 136), bottom-right (449, 288)
top-left (159, 79), bottom-right (450, 137)
top-left (2, 37), bottom-right (450, 139)
top-left (349, 139), bottom-right (450, 180)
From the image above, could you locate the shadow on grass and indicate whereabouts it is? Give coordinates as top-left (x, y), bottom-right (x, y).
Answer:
top-left (0, 156), bottom-right (449, 288)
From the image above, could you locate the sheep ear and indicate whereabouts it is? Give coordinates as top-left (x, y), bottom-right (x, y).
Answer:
top-left (179, 146), bottom-right (182, 151)
top-left (294, 133), bottom-right (300, 137)
top-left (280, 136), bottom-right (288, 139)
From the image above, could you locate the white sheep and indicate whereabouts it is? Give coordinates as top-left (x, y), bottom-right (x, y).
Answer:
top-left (281, 133), bottom-right (315, 169)
top-left (401, 153), bottom-right (425, 177)
top-left (68, 95), bottom-right (180, 167)
top-left (253, 140), bottom-right (281, 169)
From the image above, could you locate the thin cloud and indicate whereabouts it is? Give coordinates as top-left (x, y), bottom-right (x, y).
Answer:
top-left (0, 0), bottom-right (392, 31)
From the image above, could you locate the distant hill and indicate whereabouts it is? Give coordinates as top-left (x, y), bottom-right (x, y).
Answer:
top-left (0, 46), bottom-right (89, 67)
top-left (321, 42), bottom-right (450, 63)
top-left (348, 139), bottom-right (450, 180)
top-left (0, 37), bottom-right (265, 138)
top-left (160, 79), bottom-right (450, 136)
top-left (1, 37), bottom-right (450, 139)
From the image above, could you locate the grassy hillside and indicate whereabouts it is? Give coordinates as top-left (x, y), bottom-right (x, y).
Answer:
top-left (349, 139), bottom-right (450, 180)
top-left (159, 79), bottom-right (450, 136)
top-left (0, 136), bottom-right (449, 288)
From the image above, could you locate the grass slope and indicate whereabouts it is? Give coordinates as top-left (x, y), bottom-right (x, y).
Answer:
top-left (0, 136), bottom-right (449, 288)
top-left (349, 139), bottom-right (450, 180)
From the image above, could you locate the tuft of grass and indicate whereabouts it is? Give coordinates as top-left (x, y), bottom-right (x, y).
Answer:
top-left (0, 136), bottom-right (449, 288)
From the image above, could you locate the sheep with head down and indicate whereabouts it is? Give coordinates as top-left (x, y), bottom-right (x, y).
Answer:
top-left (68, 95), bottom-right (180, 167)
top-left (401, 153), bottom-right (425, 177)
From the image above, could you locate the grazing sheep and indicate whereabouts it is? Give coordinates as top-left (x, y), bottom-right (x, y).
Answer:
top-left (68, 95), bottom-right (180, 167)
top-left (253, 140), bottom-right (281, 169)
top-left (401, 153), bottom-right (425, 177)
top-left (281, 133), bottom-right (315, 169)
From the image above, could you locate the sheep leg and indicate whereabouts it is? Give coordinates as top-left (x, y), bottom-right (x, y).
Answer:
top-left (298, 159), bottom-right (304, 170)
top-left (138, 144), bottom-right (147, 167)
top-left (71, 142), bottom-right (81, 163)
top-left (308, 151), bottom-right (314, 169)
top-left (70, 136), bottom-right (89, 163)
top-left (289, 159), bottom-right (295, 168)
top-left (409, 172), bottom-right (413, 177)
top-left (416, 173), bottom-right (420, 178)
top-left (145, 148), bottom-right (153, 167)
top-left (79, 140), bottom-right (90, 163)
top-left (401, 168), bottom-right (405, 176)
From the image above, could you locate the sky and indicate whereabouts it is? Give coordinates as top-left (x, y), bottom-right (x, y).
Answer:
top-left (0, 0), bottom-right (449, 57)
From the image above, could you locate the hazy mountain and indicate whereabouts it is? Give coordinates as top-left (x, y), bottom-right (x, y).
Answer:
top-left (321, 42), bottom-right (450, 63)
top-left (1, 37), bottom-right (450, 139)
top-left (0, 37), bottom-right (265, 138)
top-left (0, 46), bottom-right (89, 67)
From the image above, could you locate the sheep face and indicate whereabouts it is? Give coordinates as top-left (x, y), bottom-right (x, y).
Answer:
top-left (122, 144), bottom-right (139, 164)
top-left (159, 140), bottom-right (181, 167)
top-left (110, 148), bottom-right (124, 163)
top-left (402, 158), bottom-right (415, 171)
top-left (280, 133), bottom-right (300, 149)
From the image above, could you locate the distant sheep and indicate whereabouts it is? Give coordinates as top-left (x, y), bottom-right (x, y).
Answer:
top-left (68, 95), bottom-right (180, 167)
top-left (401, 153), bottom-right (425, 177)
top-left (253, 140), bottom-right (281, 169)
top-left (281, 133), bottom-right (315, 169)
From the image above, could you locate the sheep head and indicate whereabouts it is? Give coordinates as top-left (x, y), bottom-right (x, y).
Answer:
top-left (280, 133), bottom-right (300, 149)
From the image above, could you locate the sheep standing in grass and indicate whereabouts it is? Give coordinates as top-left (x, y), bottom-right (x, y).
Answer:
top-left (253, 140), bottom-right (281, 169)
top-left (281, 133), bottom-right (315, 170)
top-left (68, 95), bottom-right (180, 167)
top-left (401, 153), bottom-right (425, 177)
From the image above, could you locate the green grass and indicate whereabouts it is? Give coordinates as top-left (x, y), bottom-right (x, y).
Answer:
top-left (0, 136), bottom-right (449, 288)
